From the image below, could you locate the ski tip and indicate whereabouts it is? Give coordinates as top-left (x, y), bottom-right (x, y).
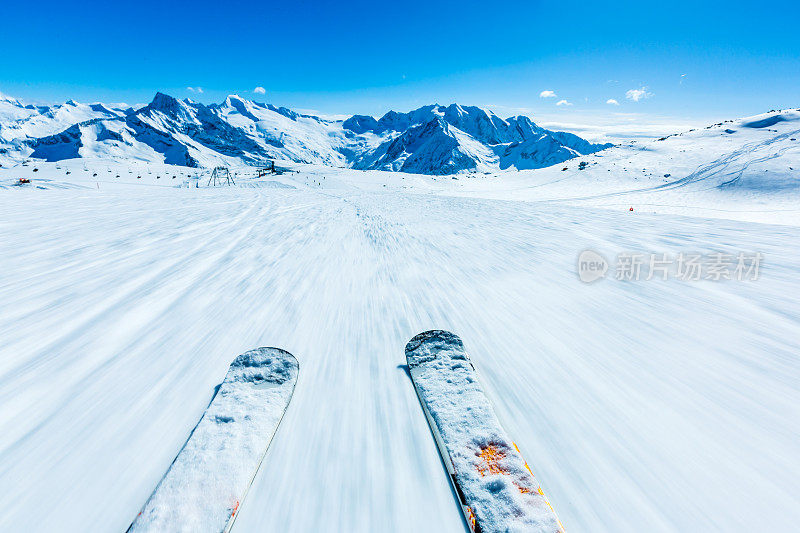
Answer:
top-left (405, 330), bottom-right (466, 368)
top-left (228, 347), bottom-right (299, 386)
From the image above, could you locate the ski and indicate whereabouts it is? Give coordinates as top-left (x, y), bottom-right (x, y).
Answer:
top-left (127, 347), bottom-right (299, 533)
top-left (406, 330), bottom-right (565, 533)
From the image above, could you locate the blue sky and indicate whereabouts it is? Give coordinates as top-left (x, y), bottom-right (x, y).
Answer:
top-left (2, 0), bottom-right (798, 127)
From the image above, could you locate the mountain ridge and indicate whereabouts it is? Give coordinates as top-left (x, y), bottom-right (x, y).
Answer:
top-left (0, 92), bottom-right (612, 174)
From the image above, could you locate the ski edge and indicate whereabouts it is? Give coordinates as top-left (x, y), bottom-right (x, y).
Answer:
top-left (406, 330), bottom-right (480, 533)
top-left (408, 362), bottom-right (481, 533)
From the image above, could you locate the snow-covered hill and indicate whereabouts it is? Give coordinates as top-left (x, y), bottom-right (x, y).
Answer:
top-left (0, 92), bottom-right (609, 174)
top-left (438, 107), bottom-right (800, 217)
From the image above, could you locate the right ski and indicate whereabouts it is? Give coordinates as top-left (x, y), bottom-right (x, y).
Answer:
top-left (127, 347), bottom-right (298, 533)
top-left (406, 330), bottom-right (564, 533)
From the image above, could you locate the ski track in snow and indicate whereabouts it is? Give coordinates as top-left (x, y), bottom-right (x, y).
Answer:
top-left (0, 173), bottom-right (799, 532)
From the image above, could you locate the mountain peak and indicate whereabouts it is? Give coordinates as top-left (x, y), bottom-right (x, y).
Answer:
top-left (148, 92), bottom-right (183, 113)
top-left (0, 90), bottom-right (20, 104)
top-left (444, 103), bottom-right (467, 117)
top-left (224, 94), bottom-right (247, 105)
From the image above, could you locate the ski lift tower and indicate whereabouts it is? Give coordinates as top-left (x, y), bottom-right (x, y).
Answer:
top-left (256, 160), bottom-right (276, 178)
top-left (207, 166), bottom-right (235, 186)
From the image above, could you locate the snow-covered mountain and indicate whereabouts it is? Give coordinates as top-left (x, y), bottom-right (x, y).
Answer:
top-left (19, 93), bottom-right (355, 168)
top-left (0, 92), bottom-right (610, 173)
top-left (346, 104), bottom-right (612, 174)
top-left (0, 94), bottom-right (129, 166)
top-left (0, 94), bottom-right (127, 143)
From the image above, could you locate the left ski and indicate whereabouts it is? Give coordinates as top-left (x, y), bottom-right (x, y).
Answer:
top-left (127, 347), bottom-right (298, 533)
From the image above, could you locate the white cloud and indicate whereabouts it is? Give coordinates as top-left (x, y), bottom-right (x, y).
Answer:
top-left (482, 104), bottom-right (707, 143)
top-left (186, 86), bottom-right (204, 94)
top-left (625, 87), bottom-right (651, 102)
top-left (253, 86), bottom-right (266, 95)
top-left (538, 113), bottom-right (704, 143)
top-left (606, 99), bottom-right (619, 106)
top-left (556, 99), bottom-right (572, 106)
top-left (539, 90), bottom-right (557, 98)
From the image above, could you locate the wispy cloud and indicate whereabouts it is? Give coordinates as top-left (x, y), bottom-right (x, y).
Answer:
top-left (625, 87), bottom-right (652, 102)
top-left (186, 86), bottom-right (204, 94)
top-left (539, 113), bottom-right (704, 143)
top-left (295, 109), bottom-right (350, 120)
top-left (606, 99), bottom-right (619, 106)
top-left (556, 99), bottom-right (572, 106)
top-left (539, 90), bottom-right (557, 98)
top-left (483, 104), bottom-right (708, 143)
top-left (253, 86), bottom-right (266, 95)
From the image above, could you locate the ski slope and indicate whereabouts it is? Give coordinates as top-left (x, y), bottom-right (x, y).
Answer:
top-left (0, 157), bottom-right (799, 532)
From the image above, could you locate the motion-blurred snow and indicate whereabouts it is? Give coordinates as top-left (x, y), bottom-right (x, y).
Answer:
top-left (1, 155), bottom-right (799, 532)
top-left (0, 108), bottom-right (799, 531)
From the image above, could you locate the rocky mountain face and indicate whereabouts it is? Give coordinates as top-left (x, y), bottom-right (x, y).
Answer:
top-left (0, 93), bottom-right (611, 174)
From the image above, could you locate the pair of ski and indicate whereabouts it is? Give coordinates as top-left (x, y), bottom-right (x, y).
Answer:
top-left (127, 332), bottom-right (563, 533)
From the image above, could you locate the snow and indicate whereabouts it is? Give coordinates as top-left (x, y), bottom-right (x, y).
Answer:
top-left (129, 348), bottom-right (297, 532)
top-left (0, 97), bottom-right (125, 143)
top-left (0, 92), bottom-right (608, 174)
top-left (348, 104), bottom-right (611, 174)
top-left (428, 108), bottom-right (800, 225)
top-left (0, 107), bottom-right (799, 532)
top-left (406, 330), bottom-right (563, 533)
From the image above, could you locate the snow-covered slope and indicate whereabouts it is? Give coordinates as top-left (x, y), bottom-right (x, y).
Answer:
top-left (0, 160), bottom-right (798, 532)
top-left (394, 107), bottom-right (800, 222)
top-left (210, 95), bottom-right (352, 165)
top-left (0, 92), bottom-right (608, 173)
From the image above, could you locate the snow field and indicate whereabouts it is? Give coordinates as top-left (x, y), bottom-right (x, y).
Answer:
top-left (0, 164), bottom-right (798, 531)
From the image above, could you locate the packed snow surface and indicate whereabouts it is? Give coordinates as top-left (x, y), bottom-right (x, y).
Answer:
top-left (0, 108), bottom-right (799, 532)
top-left (128, 348), bottom-right (297, 533)
top-left (406, 330), bottom-right (563, 533)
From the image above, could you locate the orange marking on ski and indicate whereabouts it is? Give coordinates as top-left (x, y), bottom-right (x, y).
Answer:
top-left (467, 506), bottom-right (478, 532)
top-left (475, 444), bottom-right (508, 476)
top-left (513, 441), bottom-right (535, 477)
top-left (230, 500), bottom-right (240, 517)
top-left (514, 482), bottom-right (532, 494)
